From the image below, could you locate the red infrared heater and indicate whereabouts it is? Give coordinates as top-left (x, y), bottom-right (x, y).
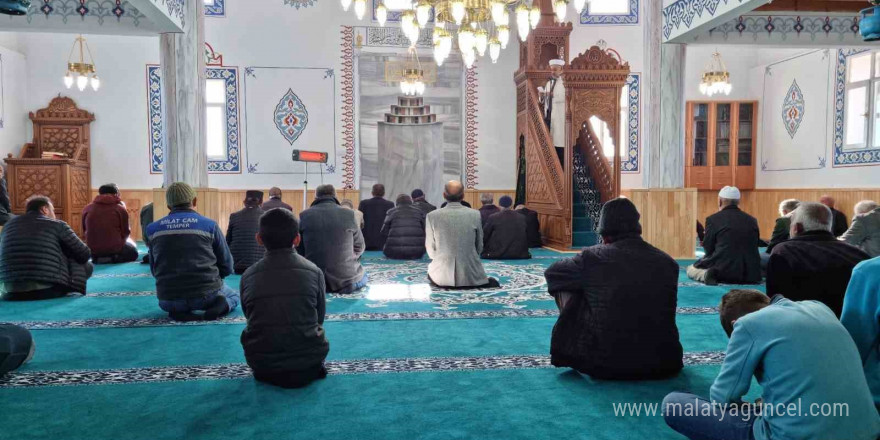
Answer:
top-left (291, 149), bottom-right (328, 163)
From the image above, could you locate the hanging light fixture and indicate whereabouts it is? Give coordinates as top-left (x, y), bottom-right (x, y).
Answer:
top-left (553, 0), bottom-right (567, 22)
top-left (353, 0), bottom-right (367, 19)
top-left (64, 34), bottom-right (100, 92)
top-left (340, 0), bottom-right (352, 11)
top-left (488, 37), bottom-right (501, 63)
top-left (572, 0), bottom-right (586, 14)
top-left (416, 0), bottom-right (432, 26)
top-left (400, 46), bottom-right (426, 96)
top-left (699, 51), bottom-right (732, 97)
top-left (516, 3), bottom-right (530, 41)
top-left (0, 0), bottom-right (30, 16)
top-left (376, 1), bottom-right (388, 26)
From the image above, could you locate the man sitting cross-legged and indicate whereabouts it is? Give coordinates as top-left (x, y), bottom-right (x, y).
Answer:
top-left (544, 198), bottom-right (682, 379)
top-left (0, 196), bottom-right (93, 300)
top-left (82, 183), bottom-right (139, 264)
top-left (240, 208), bottom-right (329, 389)
top-left (299, 184), bottom-right (367, 294)
top-left (482, 196), bottom-right (531, 260)
top-left (763, 199), bottom-right (799, 264)
top-left (146, 182), bottom-right (238, 321)
top-left (841, 200), bottom-right (880, 257)
top-left (841, 256), bottom-right (880, 412)
top-left (380, 194), bottom-right (426, 260)
top-left (766, 202), bottom-right (869, 317)
top-left (515, 204), bottom-right (542, 248)
top-left (663, 290), bottom-right (880, 440)
top-left (226, 190), bottom-right (265, 274)
top-left (426, 180), bottom-right (498, 288)
top-left (687, 186), bottom-right (761, 285)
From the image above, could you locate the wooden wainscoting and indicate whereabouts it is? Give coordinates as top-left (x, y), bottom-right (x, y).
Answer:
top-left (629, 189), bottom-right (698, 259)
top-left (697, 189), bottom-right (880, 239)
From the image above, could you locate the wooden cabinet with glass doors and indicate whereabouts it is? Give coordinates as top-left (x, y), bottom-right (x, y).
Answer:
top-left (685, 101), bottom-right (757, 190)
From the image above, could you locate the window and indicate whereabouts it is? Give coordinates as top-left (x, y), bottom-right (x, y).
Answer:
top-left (204, 0), bottom-right (225, 17)
top-left (580, 0), bottom-right (637, 25)
top-left (205, 78), bottom-right (228, 160)
top-left (587, 0), bottom-right (630, 14)
top-left (844, 51), bottom-right (880, 150)
top-left (589, 85), bottom-right (629, 159)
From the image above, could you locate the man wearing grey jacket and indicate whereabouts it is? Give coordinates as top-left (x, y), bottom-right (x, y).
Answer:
top-left (299, 184), bottom-right (367, 294)
top-left (841, 200), bottom-right (880, 257)
top-left (425, 181), bottom-right (498, 288)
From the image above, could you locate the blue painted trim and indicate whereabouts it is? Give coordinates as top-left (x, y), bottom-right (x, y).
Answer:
top-left (205, 0), bottom-right (225, 17)
top-left (146, 65), bottom-right (242, 174)
top-left (702, 14), bottom-right (862, 42)
top-left (834, 49), bottom-right (880, 167)
top-left (579, 0), bottom-right (638, 25)
top-left (663, 0), bottom-right (745, 40)
top-left (623, 73), bottom-right (640, 173)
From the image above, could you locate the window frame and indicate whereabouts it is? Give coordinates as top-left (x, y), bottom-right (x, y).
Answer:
top-left (579, 0), bottom-right (638, 25)
top-left (205, 78), bottom-right (229, 161)
top-left (844, 51), bottom-right (874, 150)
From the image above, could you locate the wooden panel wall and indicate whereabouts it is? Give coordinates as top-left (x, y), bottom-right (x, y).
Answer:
top-left (697, 189), bottom-right (880, 239)
top-left (629, 189), bottom-right (698, 259)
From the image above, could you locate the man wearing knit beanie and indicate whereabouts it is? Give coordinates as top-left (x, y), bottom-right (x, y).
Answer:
top-left (145, 182), bottom-right (238, 321)
top-left (544, 197), bottom-right (683, 380)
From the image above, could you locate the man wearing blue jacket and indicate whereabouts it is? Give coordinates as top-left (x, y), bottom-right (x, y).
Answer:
top-left (663, 289), bottom-right (880, 440)
top-left (146, 182), bottom-right (238, 321)
top-left (841, 256), bottom-right (880, 413)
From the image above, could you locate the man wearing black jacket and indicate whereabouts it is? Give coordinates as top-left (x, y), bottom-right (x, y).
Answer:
top-left (227, 190), bottom-right (265, 274)
top-left (515, 205), bottom-right (542, 248)
top-left (0, 166), bottom-right (12, 226)
top-left (482, 196), bottom-right (531, 259)
top-left (358, 184), bottom-right (395, 251)
top-left (820, 195), bottom-right (849, 237)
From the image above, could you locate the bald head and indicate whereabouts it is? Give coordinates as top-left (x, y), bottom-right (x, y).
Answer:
top-left (269, 187), bottom-right (282, 198)
top-left (444, 180), bottom-right (465, 203)
top-left (819, 195), bottom-right (836, 209)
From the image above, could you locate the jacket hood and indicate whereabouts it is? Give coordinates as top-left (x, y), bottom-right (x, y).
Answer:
top-left (94, 194), bottom-right (122, 205)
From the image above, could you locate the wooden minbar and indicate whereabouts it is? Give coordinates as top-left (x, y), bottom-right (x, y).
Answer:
top-left (4, 96), bottom-right (94, 236)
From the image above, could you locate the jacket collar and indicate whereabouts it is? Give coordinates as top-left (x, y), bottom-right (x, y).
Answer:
top-left (444, 201), bottom-right (464, 208)
top-left (790, 230), bottom-right (836, 242)
top-left (170, 207), bottom-right (197, 214)
top-left (311, 196), bottom-right (339, 207)
top-left (265, 248), bottom-right (297, 257)
top-left (721, 205), bottom-right (740, 212)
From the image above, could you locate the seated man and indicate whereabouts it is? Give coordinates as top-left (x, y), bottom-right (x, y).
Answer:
top-left (515, 204), bottom-right (542, 248)
top-left (0, 324), bottom-right (34, 376)
top-left (841, 200), bottom-right (880, 257)
top-left (261, 187), bottom-right (293, 211)
top-left (766, 199), bottom-right (799, 254)
top-left (478, 193), bottom-right (499, 227)
top-left (82, 183), bottom-right (139, 264)
top-left (544, 198), bottom-right (682, 379)
top-left (426, 181), bottom-right (498, 288)
top-left (139, 202), bottom-right (153, 264)
top-left (358, 184), bottom-right (394, 251)
top-left (767, 202), bottom-right (869, 316)
top-left (482, 196), bottom-right (531, 260)
top-left (687, 186), bottom-right (761, 285)
top-left (146, 183), bottom-right (238, 321)
top-left (240, 208), bottom-right (329, 389)
top-left (0, 166), bottom-right (12, 226)
top-left (411, 189), bottom-right (436, 216)
top-left (0, 196), bottom-right (93, 300)
top-left (340, 199), bottom-right (364, 229)
top-left (380, 194), bottom-right (426, 260)
top-left (663, 290), bottom-right (880, 440)
top-left (842, 256), bottom-right (880, 412)
top-left (227, 190), bottom-right (265, 274)
top-left (299, 184), bottom-right (367, 294)
top-left (820, 194), bottom-right (849, 237)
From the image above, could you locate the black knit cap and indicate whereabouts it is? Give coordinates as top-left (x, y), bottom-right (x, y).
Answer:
top-left (596, 197), bottom-right (642, 236)
top-left (246, 190), bottom-right (264, 200)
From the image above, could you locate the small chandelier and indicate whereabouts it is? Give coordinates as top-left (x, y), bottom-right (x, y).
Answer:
top-left (63, 35), bottom-right (100, 92)
top-left (699, 51), bottom-right (731, 97)
top-left (400, 46), bottom-right (426, 96)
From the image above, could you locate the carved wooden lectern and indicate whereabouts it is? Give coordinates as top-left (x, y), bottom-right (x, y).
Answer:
top-left (4, 96), bottom-right (93, 236)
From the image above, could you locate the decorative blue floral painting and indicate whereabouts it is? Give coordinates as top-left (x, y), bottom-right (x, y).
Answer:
top-left (274, 89), bottom-right (309, 145)
top-left (782, 79), bottom-right (805, 139)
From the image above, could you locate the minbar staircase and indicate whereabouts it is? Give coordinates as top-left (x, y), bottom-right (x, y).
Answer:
top-left (571, 123), bottom-right (614, 248)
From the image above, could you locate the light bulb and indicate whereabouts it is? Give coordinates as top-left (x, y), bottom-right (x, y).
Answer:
top-left (497, 25), bottom-right (510, 48)
top-left (353, 0), bottom-right (366, 19)
top-left (491, 1), bottom-right (506, 26)
top-left (416, 1), bottom-right (431, 27)
top-left (407, 26), bottom-right (420, 44)
top-left (376, 2), bottom-right (387, 26)
top-left (458, 28), bottom-right (475, 53)
top-left (516, 4), bottom-right (530, 41)
top-left (76, 74), bottom-right (88, 92)
top-left (554, 0), bottom-right (567, 22)
top-left (64, 72), bottom-right (74, 89)
top-left (451, 0), bottom-right (466, 25)
top-left (441, 35), bottom-right (453, 57)
top-left (341, 0), bottom-right (352, 11)
top-left (529, 5), bottom-right (540, 29)
top-left (415, 81), bottom-right (425, 95)
top-left (434, 44), bottom-right (445, 65)
top-left (90, 75), bottom-right (100, 91)
top-left (699, 82), bottom-right (708, 95)
top-left (462, 48), bottom-right (476, 69)
top-left (502, 10), bottom-right (510, 25)
top-left (401, 10), bottom-right (415, 33)
top-left (573, 0), bottom-right (586, 12)
top-left (474, 29), bottom-right (488, 57)
top-left (489, 38), bottom-right (501, 63)
top-left (724, 83), bottom-right (732, 95)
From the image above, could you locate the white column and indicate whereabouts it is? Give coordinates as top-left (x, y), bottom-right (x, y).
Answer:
top-left (159, 0), bottom-right (207, 187)
top-left (657, 43), bottom-right (686, 189)
top-left (643, 0), bottom-right (662, 187)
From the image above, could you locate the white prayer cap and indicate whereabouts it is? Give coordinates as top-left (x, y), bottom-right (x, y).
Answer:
top-left (549, 59), bottom-right (565, 67)
top-left (719, 186), bottom-right (741, 200)
top-left (537, 87), bottom-right (544, 93)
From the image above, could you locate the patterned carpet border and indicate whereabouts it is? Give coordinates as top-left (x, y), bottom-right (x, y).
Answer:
top-left (11, 307), bottom-right (718, 330)
top-left (0, 352), bottom-right (726, 388)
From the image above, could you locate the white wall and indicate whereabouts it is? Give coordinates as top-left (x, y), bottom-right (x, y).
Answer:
top-left (0, 41), bottom-right (28, 160)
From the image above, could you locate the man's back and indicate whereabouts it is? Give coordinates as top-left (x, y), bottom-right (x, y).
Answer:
top-left (842, 208), bottom-right (880, 257)
top-left (544, 237), bottom-right (682, 379)
top-left (841, 257), bottom-right (880, 410)
top-left (82, 194), bottom-right (130, 256)
top-left (482, 210), bottom-right (530, 259)
top-left (240, 248), bottom-right (329, 373)
top-left (262, 198), bottom-right (293, 212)
top-left (413, 199), bottom-right (436, 216)
top-left (146, 209), bottom-right (232, 301)
top-left (300, 198), bottom-right (365, 292)
top-left (425, 203), bottom-right (488, 287)
top-left (697, 206), bottom-right (761, 283)
top-left (711, 297), bottom-right (880, 440)
top-left (227, 207), bottom-right (265, 272)
top-left (0, 212), bottom-right (91, 289)
top-left (359, 197), bottom-right (394, 250)
top-left (767, 231), bottom-right (869, 316)
top-left (479, 205), bottom-right (500, 226)
top-left (518, 208), bottom-right (542, 248)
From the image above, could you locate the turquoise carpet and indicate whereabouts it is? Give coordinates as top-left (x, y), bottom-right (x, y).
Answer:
top-left (0, 245), bottom-right (765, 440)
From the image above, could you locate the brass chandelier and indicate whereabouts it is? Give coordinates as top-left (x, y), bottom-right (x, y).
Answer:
top-left (63, 35), bottom-right (100, 92)
top-left (699, 51), bottom-right (731, 97)
top-left (400, 46), bottom-right (426, 96)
